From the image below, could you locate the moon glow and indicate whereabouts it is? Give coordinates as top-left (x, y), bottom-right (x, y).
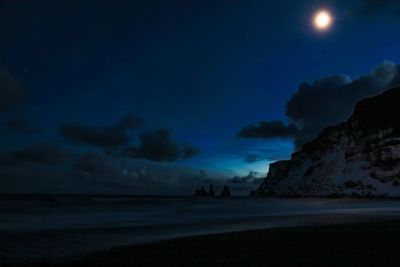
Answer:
top-left (313, 10), bottom-right (333, 31)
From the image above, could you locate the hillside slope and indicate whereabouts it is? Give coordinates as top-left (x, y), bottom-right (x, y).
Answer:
top-left (256, 87), bottom-right (400, 197)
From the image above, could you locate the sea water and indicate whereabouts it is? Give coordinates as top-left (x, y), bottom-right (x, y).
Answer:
top-left (1, 194), bottom-right (400, 263)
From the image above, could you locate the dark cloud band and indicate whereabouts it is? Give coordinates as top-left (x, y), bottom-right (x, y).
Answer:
top-left (60, 114), bottom-right (142, 148)
top-left (238, 62), bottom-right (400, 149)
top-left (129, 129), bottom-right (200, 162)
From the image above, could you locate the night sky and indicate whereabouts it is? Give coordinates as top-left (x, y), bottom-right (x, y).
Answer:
top-left (1, 0), bottom-right (400, 195)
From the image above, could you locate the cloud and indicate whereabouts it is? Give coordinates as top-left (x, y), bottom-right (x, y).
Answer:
top-left (71, 151), bottom-right (221, 195)
top-left (372, 61), bottom-right (397, 81)
top-left (238, 121), bottom-right (298, 139)
top-left (200, 170), bottom-right (207, 178)
top-left (181, 143), bottom-right (200, 159)
top-left (73, 152), bottom-right (165, 186)
top-left (130, 129), bottom-right (199, 162)
top-left (60, 114), bottom-right (142, 148)
top-left (1, 143), bottom-right (72, 165)
top-left (0, 149), bottom-right (139, 194)
top-left (117, 114), bottom-right (144, 129)
top-left (227, 171), bottom-right (265, 194)
top-left (73, 151), bottom-right (128, 180)
top-left (0, 146), bottom-right (243, 195)
top-left (245, 154), bottom-right (266, 163)
top-left (361, 0), bottom-right (400, 18)
top-left (229, 171), bottom-right (260, 184)
top-left (60, 115), bottom-right (198, 163)
top-left (5, 116), bottom-right (40, 134)
top-left (60, 124), bottom-right (130, 148)
top-left (0, 67), bottom-right (25, 112)
top-left (239, 61), bottom-right (400, 148)
top-left (245, 147), bottom-right (293, 163)
top-left (364, 0), bottom-right (400, 13)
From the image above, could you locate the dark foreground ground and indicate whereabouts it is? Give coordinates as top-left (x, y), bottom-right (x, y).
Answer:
top-left (6, 220), bottom-right (400, 267)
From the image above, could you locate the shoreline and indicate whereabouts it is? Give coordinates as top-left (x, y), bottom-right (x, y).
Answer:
top-left (5, 193), bottom-right (400, 200)
top-left (5, 218), bottom-right (400, 267)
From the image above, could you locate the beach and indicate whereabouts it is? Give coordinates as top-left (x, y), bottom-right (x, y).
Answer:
top-left (2, 195), bottom-right (400, 266)
top-left (5, 219), bottom-right (400, 267)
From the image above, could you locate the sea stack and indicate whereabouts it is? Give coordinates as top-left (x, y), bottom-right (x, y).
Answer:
top-left (220, 185), bottom-right (232, 197)
top-left (194, 186), bottom-right (208, 196)
top-left (209, 184), bottom-right (215, 196)
top-left (194, 184), bottom-right (217, 197)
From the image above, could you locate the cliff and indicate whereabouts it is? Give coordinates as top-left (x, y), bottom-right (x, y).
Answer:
top-left (255, 87), bottom-right (400, 198)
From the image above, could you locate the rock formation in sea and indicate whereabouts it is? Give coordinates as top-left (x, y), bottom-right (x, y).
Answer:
top-left (255, 87), bottom-right (400, 198)
top-left (194, 184), bottom-right (217, 197)
top-left (194, 186), bottom-right (208, 196)
top-left (220, 185), bottom-right (232, 197)
top-left (209, 184), bottom-right (215, 196)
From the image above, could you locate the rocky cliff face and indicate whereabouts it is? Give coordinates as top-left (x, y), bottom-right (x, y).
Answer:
top-left (256, 87), bottom-right (400, 198)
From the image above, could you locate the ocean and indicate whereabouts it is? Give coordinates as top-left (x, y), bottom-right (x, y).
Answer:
top-left (1, 194), bottom-right (400, 264)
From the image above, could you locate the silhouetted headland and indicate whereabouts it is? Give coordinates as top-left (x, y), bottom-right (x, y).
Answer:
top-left (255, 87), bottom-right (400, 198)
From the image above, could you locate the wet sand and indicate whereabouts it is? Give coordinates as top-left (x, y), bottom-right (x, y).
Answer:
top-left (7, 219), bottom-right (400, 267)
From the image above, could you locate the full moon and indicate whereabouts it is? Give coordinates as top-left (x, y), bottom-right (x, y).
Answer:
top-left (313, 10), bottom-right (333, 31)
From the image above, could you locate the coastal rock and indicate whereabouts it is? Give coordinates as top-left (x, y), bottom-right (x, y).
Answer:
top-left (194, 184), bottom-right (216, 197)
top-left (209, 184), bottom-right (215, 196)
top-left (255, 87), bottom-right (400, 198)
top-left (220, 185), bottom-right (232, 197)
top-left (194, 186), bottom-right (208, 196)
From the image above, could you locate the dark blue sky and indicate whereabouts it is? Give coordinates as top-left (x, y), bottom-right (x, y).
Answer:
top-left (1, 0), bottom-right (400, 195)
